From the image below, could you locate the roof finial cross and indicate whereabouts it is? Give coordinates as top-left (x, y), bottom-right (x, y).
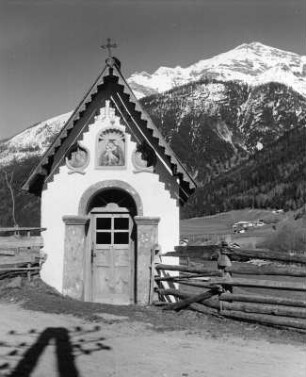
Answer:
top-left (101, 38), bottom-right (117, 58)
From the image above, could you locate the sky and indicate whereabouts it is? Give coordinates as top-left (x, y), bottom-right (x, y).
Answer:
top-left (1, 0), bottom-right (305, 140)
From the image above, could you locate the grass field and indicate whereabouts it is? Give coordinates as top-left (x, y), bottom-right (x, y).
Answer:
top-left (180, 209), bottom-right (291, 247)
top-left (179, 209), bottom-right (306, 301)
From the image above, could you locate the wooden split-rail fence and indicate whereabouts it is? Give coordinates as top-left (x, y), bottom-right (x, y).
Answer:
top-left (0, 227), bottom-right (45, 281)
top-left (151, 243), bottom-right (306, 331)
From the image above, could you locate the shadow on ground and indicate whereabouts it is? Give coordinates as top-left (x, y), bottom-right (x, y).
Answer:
top-left (0, 325), bottom-right (111, 377)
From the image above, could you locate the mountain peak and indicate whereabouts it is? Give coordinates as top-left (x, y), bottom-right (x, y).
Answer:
top-left (235, 41), bottom-right (272, 50)
top-left (127, 42), bottom-right (306, 99)
top-left (233, 41), bottom-right (301, 58)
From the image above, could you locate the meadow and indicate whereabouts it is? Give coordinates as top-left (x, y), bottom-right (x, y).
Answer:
top-left (180, 208), bottom-right (305, 250)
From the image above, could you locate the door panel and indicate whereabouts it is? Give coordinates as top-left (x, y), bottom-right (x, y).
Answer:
top-left (92, 213), bottom-right (133, 304)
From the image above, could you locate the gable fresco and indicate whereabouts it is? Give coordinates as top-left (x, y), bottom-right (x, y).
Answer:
top-left (97, 128), bottom-right (125, 167)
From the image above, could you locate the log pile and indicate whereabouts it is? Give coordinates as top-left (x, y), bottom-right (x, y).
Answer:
top-left (0, 228), bottom-right (44, 282)
top-left (153, 244), bottom-right (306, 331)
top-left (0, 261), bottom-right (40, 281)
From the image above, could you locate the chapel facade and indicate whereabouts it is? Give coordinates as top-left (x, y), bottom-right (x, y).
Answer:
top-left (24, 52), bottom-right (196, 305)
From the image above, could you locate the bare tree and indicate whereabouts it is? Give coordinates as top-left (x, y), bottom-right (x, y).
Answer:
top-left (2, 167), bottom-right (18, 227)
top-left (1, 151), bottom-right (19, 228)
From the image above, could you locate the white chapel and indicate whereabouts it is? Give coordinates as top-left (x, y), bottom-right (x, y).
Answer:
top-left (24, 43), bottom-right (196, 305)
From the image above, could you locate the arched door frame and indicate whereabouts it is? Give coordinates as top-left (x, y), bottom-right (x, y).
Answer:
top-left (79, 181), bottom-right (143, 303)
top-left (78, 180), bottom-right (143, 216)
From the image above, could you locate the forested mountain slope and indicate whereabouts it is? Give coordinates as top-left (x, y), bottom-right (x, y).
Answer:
top-left (182, 126), bottom-right (306, 218)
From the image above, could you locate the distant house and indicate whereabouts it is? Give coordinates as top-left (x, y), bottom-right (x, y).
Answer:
top-left (232, 221), bottom-right (254, 233)
top-left (233, 220), bottom-right (265, 233)
top-left (272, 209), bottom-right (284, 214)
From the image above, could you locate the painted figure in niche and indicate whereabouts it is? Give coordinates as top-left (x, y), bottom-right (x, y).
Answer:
top-left (100, 139), bottom-right (124, 166)
top-left (98, 129), bottom-right (125, 167)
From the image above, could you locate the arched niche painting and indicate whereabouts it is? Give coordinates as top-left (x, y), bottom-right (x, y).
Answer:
top-left (66, 143), bottom-right (89, 174)
top-left (97, 128), bottom-right (125, 168)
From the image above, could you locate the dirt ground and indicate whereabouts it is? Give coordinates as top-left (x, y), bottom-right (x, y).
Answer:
top-left (0, 278), bottom-right (305, 377)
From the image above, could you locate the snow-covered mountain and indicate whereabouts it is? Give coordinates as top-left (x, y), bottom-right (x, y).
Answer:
top-left (1, 41), bottom-right (305, 169)
top-left (0, 112), bottom-right (72, 166)
top-left (128, 42), bottom-right (306, 98)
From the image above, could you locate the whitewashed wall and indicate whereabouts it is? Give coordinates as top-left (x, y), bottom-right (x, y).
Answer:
top-left (40, 106), bottom-right (180, 292)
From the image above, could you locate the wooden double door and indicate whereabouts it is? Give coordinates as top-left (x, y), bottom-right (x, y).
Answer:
top-left (91, 207), bottom-right (135, 305)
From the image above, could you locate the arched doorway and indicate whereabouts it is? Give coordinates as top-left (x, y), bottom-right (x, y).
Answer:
top-left (62, 181), bottom-right (160, 305)
top-left (86, 187), bottom-right (138, 305)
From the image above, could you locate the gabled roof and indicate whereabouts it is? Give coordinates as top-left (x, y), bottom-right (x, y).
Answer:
top-left (23, 57), bottom-right (197, 202)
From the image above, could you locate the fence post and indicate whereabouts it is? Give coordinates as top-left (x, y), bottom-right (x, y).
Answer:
top-left (149, 244), bottom-right (161, 304)
top-left (27, 263), bottom-right (31, 282)
top-left (217, 241), bottom-right (232, 293)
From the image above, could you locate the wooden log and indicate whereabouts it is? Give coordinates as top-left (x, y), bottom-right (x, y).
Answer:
top-left (221, 309), bottom-right (306, 330)
top-left (0, 267), bottom-right (40, 271)
top-left (155, 289), bottom-right (220, 316)
top-left (155, 274), bottom-right (213, 282)
top-left (212, 277), bottom-right (306, 291)
top-left (0, 227), bottom-right (46, 233)
top-left (221, 301), bottom-right (306, 319)
top-left (226, 263), bottom-right (306, 277)
top-left (0, 269), bottom-right (40, 280)
top-left (163, 287), bottom-right (220, 311)
top-left (155, 263), bottom-right (222, 276)
top-left (178, 280), bottom-right (220, 289)
top-left (161, 276), bottom-right (306, 291)
top-left (220, 293), bottom-right (306, 308)
top-left (155, 272), bottom-right (220, 282)
top-left (175, 245), bottom-right (219, 254)
top-left (156, 288), bottom-right (220, 310)
top-left (189, 302), bottom-right (220, 316)
top-left (0, 236), bottom-right (43, 249)
top-left (228, 248), bottom-right (306, 264)
top-left (170, 246), bottom-right (306, 264)
top-left (167, 245), bottom-right (218, 260)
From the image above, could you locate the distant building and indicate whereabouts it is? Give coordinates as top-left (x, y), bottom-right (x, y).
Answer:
top-left (232, 220), bottom-right (265, 233)
top-left (272, 209), bottom-right (284, 214)
top-left (232, 221), bottom-right (254, 233)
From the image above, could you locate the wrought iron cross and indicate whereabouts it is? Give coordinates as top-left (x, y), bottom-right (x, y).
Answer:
top-left (101, 38), bottom-right (117, 57)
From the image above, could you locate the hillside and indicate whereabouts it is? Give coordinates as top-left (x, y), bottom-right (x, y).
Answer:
top-left (141, 80), bottom-right (306, 185)
top-left (182, 126), bottom-right (306, 218)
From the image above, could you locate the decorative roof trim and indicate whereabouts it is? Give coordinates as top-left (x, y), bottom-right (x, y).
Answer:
top-left (23, 59), bottom-right (196, 198)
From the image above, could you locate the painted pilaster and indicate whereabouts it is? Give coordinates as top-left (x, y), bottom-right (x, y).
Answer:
top-left (134, 216), bottom-right (160, 305)
top-left (62, 215), bottom-right (89, 300)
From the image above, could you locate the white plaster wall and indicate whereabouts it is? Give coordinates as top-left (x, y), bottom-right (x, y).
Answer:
top-left (40, 108), bottom-right (180, 293)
